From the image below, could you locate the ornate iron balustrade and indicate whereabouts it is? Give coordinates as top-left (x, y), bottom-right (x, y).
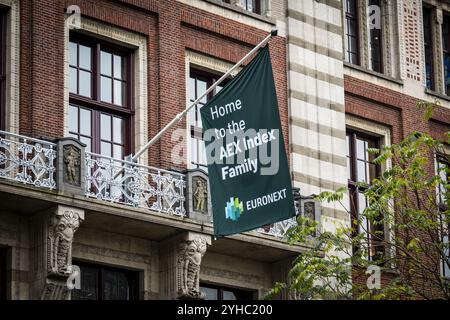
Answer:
top-left (256, 217), bottom-right (298, 238)
top-left (84, 152), bottom-right (186, 216)
top-left (0, 130), bottom-right (57, 189)
top-left (0, 129), bottom-right (298, 238)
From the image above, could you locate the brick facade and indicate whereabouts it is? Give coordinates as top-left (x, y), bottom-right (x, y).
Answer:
top-left (17, 0), bottom-right (288, 171)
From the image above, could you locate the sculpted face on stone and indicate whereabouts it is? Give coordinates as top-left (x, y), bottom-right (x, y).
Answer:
top-left (177, 237), bottom-right (208, 300)
top-left (48, 210), bottom-right (81, 276)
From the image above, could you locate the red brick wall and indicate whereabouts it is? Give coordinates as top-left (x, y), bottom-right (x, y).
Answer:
top-left (345, 75), bottom-right (450, 299)
top-left (18, 0), bottom-right (288, 171)
top-left (344, 75), bottom-right (450, 143)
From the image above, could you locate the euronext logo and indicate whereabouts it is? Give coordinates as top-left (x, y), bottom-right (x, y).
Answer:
top-left (225, 197), bottom-right (244, 221)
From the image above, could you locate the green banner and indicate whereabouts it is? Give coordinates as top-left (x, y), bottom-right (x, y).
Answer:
top-left (200, 46), bottom-right (295, 237)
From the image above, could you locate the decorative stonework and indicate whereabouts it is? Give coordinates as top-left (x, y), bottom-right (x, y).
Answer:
top-left (39, 205), bottom-right (84, 300)
top-left (47, 207), bottom-right (84, 276)
top-left (177, 236), bottom-right (208, 300)
top-left (64, 17), bottom-right (148, 164)
top-left (55, 138), bottom-right (86, 195)
top-left (63, 145), bottom-right (81, 186)
top-left (0, 0), bottom-right (20, 134)
top-left (185, 170), bottom-right (212, 222)
top-left (193, 176), bottom-right (208, 213)
top-left (41, 279), bottom-right (70, 300)
top-left (403, 0), bottom-right (422, 82)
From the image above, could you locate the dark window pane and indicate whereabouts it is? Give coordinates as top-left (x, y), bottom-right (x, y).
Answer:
top-left (80, 137), bottom-right (91, 153)
top-left (80, 108), bottom-right (91, 136)
top-left (113, 145), bottom-right (123, 160)
top-left (223, 290), bottom-right (237, 300)
top-left (79, 45), bottom-right (91, 70)
top-left (114, 55), bottom-right (123, 79)
top-left (114, 80), bottom-right (123, 106)
top-left (69, 105), bottom-right (78, 133)
top-left (101, 141), bottom-right (112, 157)
top-left (79, 70), bottom-right (92, 97)
top-left (69, 67), bottom-right (77, 94)
top-left (202, 287), bottom-right (218, 300)
top-left (189, 77), bottom-right (196, 100)
top-left (72, 265), bottom-right (98, 300)
top-left (101, 51), bottom-right (112, 76)
top-left (69, 42), bottom-right (77, 66)
top-left (101, 76), bottom-right (112, 103)
top-left (113, 117), bottom-right (123, 144)
top-left (101, 114), bottom-right (111, 140)
top-left (197, 80), bottom-right (207, 103)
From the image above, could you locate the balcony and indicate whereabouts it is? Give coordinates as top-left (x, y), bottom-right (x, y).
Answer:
top-left (0, 130), bottom-right (300, 239)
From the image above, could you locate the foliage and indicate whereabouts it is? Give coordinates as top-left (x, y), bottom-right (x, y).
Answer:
top-left (267, 120), bottom-right (450, 300)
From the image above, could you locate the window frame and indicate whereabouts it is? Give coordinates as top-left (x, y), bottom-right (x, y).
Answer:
top-left (200, 283), bottom-right (254, 300)
top-left (368, 0), bottom-right (383, 73)
top-left (443, 13), bottom-right (450, 96)
top-left (188, 69), bottom-right (228, 170)
top-left (68, 33), bottom-right (135, 157)
top-left (423, 5), bottom-right (435, 91)
top-left (0, 247), bottom-right (7, 300)
top-left (71, 261), bottom-right (139, 300)
top-left (0, 7), bottom-right (7, 131)
top-left (344, 0), bottom-right (360, 66)
top-left (347, 129), bottom-right (384, 261)
top-left (436, 154), bottom-right (450, 278)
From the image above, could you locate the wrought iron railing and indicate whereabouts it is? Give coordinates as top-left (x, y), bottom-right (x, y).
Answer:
top-left (84, 152), bottom-right (186, 216)
top-left (0, 130), bottom-right (298, 238)
top-left (256, 217), bottom-right (298, 238)
top-left (0, 130), bottom-right (57, 189)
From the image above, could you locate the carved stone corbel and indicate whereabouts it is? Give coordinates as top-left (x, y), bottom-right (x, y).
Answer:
top-left (176, 236), bottom-right (208, 299)
top-left (41, 205), bottom-right (84, 300)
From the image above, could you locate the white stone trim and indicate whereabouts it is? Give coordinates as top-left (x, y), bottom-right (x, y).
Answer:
top-left (63, 17), bottom-right (148, 164)
top-left (0, 0), bottom-right (20, 134)
top-left (345, 114), bottom-right (393, 251)
top-left (177, 0), bottom-right (275, 33)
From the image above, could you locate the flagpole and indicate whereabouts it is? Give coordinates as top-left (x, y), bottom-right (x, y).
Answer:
top-left (129, 29), bottom-right (278, 163)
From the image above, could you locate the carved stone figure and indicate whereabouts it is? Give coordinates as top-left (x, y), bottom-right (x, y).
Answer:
top-left (47, 209), bottom-right (82, 276)
top-left (193, 177), bottom-right (207, 213)
top-left (63, 145), bottom-right (80, 185)
top-left (177, 237), bottom-right (208, 299)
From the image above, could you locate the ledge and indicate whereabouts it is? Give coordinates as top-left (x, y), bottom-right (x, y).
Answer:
top-left (200, 0), bottom-right (276, 25)
top-left (344, 62), bottom-right (404, 86)
top-left (425, 88), bottom-right (450, 102)
top-left (0, 179), bottom-right (310, 261)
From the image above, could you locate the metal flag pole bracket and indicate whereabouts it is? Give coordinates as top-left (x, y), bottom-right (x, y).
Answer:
top-left (112, 29), bottom-right (277, 179)
top-left (129, 28), bottom-right (278, 164)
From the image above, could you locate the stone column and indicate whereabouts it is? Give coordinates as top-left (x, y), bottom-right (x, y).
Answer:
top-left (30, 205), bottom-right (84, 300)
top-left (435, 8), bottom-right (445, 94)
top-left (160, 232), bottom-right (211, 300)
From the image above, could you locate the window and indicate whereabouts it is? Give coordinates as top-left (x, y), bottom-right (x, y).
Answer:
top-left (346, 130), bottom-right (383, 260)
top-left (424, 6), bottom-right (435, 91)
top-left (369, 0), bottom-right (383, 73)
top-left (0, 247), bottom-right (7, 300)
top-left (71, 262), bottom-right (139, 300)
top-left (0, 8), bottom-right (6, 131)
top-left (437, 155), bottom-right (449, 278)
top-left (68, 34), bottom-right (133, 158)
top-left (200, 283), bottom-right (254, 300)
top-left (344, 0), bottom-right (359, 65)
top-left (223, 0), bottom-right (261, 14)
top-left (443, 14), bottom-right (450, 95)
top-left (188, 70), bottom-right (226, 170)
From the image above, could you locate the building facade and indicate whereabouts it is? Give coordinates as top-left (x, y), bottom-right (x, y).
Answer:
top-left (0, 0), bottom-right (448, 300)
